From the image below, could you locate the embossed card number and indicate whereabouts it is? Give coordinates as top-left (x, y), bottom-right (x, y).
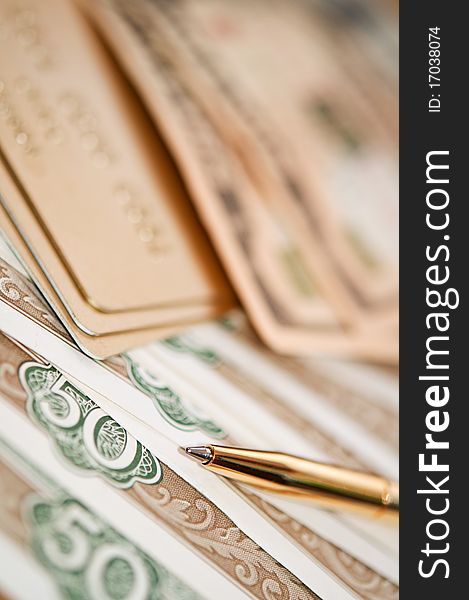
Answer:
top-left (0, 0), bottom-right (230, 315)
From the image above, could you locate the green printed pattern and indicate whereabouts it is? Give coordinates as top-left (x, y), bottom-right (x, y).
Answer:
top-left (161, 335), bottom-right (220, 365)
top-left (27, 495), bottom-right (203, 600)
top-left (124, 355), bottom-right (226, 439)
top-left (20, 363), bottom-right (161, 488)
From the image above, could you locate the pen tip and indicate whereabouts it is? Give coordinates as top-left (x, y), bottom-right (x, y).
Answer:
top-left (185, 445), bottom-right (213, 463)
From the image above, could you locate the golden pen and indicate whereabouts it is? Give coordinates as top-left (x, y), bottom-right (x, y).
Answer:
top-left (185, 445), bottom-right (399, 521)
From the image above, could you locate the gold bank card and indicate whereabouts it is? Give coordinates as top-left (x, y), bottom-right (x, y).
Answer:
top-left (0, 0), bottom-right (233, 338)
top-left (0, 200), bottom-right (227, 359)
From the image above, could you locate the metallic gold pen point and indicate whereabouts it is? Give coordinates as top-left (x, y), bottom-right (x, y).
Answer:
top-left (185, 445), bottom-right (213, 463)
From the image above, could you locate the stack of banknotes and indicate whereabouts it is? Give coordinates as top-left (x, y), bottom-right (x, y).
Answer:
top-left (0, 0), bottom-right (398, 598)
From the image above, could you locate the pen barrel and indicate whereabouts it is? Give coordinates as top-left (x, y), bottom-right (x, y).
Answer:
top-left (206, 446), bottom-right (399, 520)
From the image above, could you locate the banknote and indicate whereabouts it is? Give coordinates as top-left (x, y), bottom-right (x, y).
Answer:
top-left (141, 321), bottom-right (399, 567)
top-left (132, 333), bottom-right (399, 567)
top-left (0, 253), bottom-right (398, 593)
top-left (0, 435), bottom-right (205, 600)
top-left (82, 0), bottom-right (398, 362)
top-left (184, 317), bottom-right (399, 451)
top-left (1, 290), bottom-right (369, 598)
top-left (0, 332), bottom-right (327, 600)
top-left (48, 359), bottom-right (399, 596)
top-left (156, 324), bottom-right (398, 454)
top-left (75, 339), bottom-right (399, 581)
